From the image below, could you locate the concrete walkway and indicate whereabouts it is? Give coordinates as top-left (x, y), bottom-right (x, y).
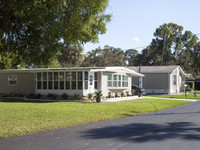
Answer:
top-left (102, 96), bottom-right (198, 102)
top-left (144, 97), bottom-right (198, 102)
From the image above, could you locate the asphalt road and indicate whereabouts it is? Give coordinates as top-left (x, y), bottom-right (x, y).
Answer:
top-left (1, 101), bottom-right (200, 150)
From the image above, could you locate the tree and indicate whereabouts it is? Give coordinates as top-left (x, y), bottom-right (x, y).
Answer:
top-left (134, 23), bottom-right (200, 77)
top-left (0, 0), bottom-right (111, 68)
top-left (81, 46), bottom-right (125, 67)
top-left (124, 49), bottom-right (139, 66)
top-left (58, 43), bottom-right (84, 67)
top-left (154, 23), bottom-right (183, 66)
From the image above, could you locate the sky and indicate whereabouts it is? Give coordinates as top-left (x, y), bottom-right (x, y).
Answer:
top-left (83, 0), bottom-right (200, 53)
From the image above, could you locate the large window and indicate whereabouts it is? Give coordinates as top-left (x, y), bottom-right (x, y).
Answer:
top-left (36, 71), bottom-right (85, 91)
top-left (43, 72), bottom-right (47, 89)
top-left (108, 74), bottom-right (128, 88)
top-left (54, 72), bottom-right (58, 89)
top-left (173, 75), bottom-right (177, 85)
top-left (48, 72), bottom-right (53, 89)
top-left (71, 72), bottom-right (77, 90)
top-left (65, 72), bottom-right (71, 90)
top-left (108, 74), bottom-right (112, 87)
top-left (8, 75), bottom-right (17, 85)
top-left (59, 72), bottom-right (64, 89)
top-left (37, 73), bottom-right (42, 89)
top-left (78, 72), bottom-right (83, 90)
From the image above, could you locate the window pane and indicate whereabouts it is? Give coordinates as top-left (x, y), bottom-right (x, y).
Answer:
top-left (108, 81), bottom-right (112, 87)
top-left (122, 75), bottom-right (125, 81)
top-left (8, 75), bottom-right (17, 85)
top-left (54, 81), bottom-right (58, 89)
top-left (94, 72), bottom-right (98, 80)
top-left (118, 81), bottom-right (121, 87)
top-left (108, 74), bottom-right (112, 80)
top-left (78, 81), bottom-right (83, 90)
top-left (66, 81), bottom-right (70, 90)
top-left (85, 72), bottom-right (88, 80)
top-left (72, 72), bottom-right (76, 80)
top-left (60, 81), bottom-right (64, 89)
top-left (122, 82), bottom-right (125, 87)
top-left (48, 72), bottom-right (53, 80)
top-left (60, 72), bottom-right (64, 81)
top-left (9, 81), bottom-right (16, 85)
top-left (72, 81), bottom-right (76, 90)
top-left (54, 72), bottom-right (58, 80)
top-left (78, 72), bottom-right (83, 80)
top-left (37, 81), bottom-right (41, 89)
top-left (48, 81), bottom-right (52, 89)
top-left (113, 75), bottom-right (117, 80)
top-left (90, 75), bottom-right (93, 85)
top-left (43, 72), bottom-right (47, 81)
top-left (118, 75), bottom-right (121, 80)
top-left (113, 81), bottom-right (117, 87)
top-left (43, 81), bottom-right (47, 89)
top-left (95, 81), bottom-right (98, 89)
top-left (173, 75), bottom-right (177, 85)
top-left (66, 72), bottom-right (71, 81)
top-left (37, 73), bottom-right (41, 81)
top-left (84, 81), bottom-right (88, 89)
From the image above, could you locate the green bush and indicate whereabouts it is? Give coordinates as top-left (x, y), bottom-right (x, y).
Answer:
top-left (87, 93), bottom-right (93, 100)
top-left (74, 93), bottom-right (83, 100)
top-left (47, 93), bottom-right (57, 99)
top-left (61, 93), bottom-right (68, 99)
top-left (185, 81), bottom-right (194, 91)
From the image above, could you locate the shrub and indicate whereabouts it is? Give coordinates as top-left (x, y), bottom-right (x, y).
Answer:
top-left (95, 91), bottom-right (102, 103)
top-left (121, 92), bottom-right (125, 97)
top-left (87, 93), bottom-right (93, 100)
top-left (47, 93), bottom-right (57, 99)
top-left (27, 93), bottom-right (35, 99)
top-left (35, 93), bottom-right (42, 99)
top-left (61, 93), bottom-right (68, 99)
top-left (74, 93), bottom-right (83, 100)
top-left (108, 92), bottom-right (113, 98)
top-left (185, 81), bottom-right (194, 91)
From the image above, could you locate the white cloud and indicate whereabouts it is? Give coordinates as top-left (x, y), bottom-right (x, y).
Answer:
top-left (133, 37), bottom-right (140, 43)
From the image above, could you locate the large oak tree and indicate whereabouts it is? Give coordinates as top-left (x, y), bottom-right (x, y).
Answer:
top-left (0, 0), bottom-right (111, 68)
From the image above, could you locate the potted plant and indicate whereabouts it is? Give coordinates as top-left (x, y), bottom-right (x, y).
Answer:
top-left (95, 91), bottom-right (102, 103)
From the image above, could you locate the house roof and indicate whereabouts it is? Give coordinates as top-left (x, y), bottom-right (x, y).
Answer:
top-left (0, 67), bottom-right (144, 77)
top-left (127, 66), bottom-right (186, 75)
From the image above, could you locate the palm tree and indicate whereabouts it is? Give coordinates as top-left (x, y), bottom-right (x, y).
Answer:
top-left (155, 24), bottom-right (173, 66)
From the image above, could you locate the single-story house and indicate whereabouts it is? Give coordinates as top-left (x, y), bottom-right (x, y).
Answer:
top-left (127, 66), bottom-right (186, 94)
top-left (0, 67), bottom-right (144, 97)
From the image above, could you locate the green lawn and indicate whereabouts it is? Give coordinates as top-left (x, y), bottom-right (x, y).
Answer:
top-left (146, 93), bottom-right (200, 99)
top-left (0, 99), bottom-right (190, 139)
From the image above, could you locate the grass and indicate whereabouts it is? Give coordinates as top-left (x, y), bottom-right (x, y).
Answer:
top-left (146, 93), bottom-right (200, 99)
top-left (0, 98), bottom-right (191, 139)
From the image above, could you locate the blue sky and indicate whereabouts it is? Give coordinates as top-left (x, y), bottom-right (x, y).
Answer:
top-left (83, 0), bottom-right (200, 53)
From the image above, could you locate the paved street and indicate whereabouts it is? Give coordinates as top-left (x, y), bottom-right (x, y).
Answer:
top-left (1, 101), bottom-right (200, 150)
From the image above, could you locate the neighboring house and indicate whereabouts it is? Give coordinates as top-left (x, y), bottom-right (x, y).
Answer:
top-left (127, 66), bottom-right (186, 94)
top-left (0, 67), bottom-right (144, 97)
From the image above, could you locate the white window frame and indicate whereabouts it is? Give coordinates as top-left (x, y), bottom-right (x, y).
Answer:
top-left (8, 75), bottom-right (17, 85)
top-left (173, 75), bottom-right (177, 85)
top-left (107, 74), bottom-right (128, 88)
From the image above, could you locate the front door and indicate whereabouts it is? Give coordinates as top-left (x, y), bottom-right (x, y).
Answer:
top-left (89, 72), bottom-right (94, 93)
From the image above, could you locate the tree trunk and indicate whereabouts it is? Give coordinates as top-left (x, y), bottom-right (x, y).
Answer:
top-left (161, 35), bottom-right (166, 66)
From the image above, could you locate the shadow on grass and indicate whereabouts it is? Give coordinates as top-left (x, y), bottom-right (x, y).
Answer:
top-left (82, 122), bottom-right (200, 143)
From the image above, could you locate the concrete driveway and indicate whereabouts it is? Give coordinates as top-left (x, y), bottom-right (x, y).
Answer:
top-left (1, 101), bottom-right (200, 150)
